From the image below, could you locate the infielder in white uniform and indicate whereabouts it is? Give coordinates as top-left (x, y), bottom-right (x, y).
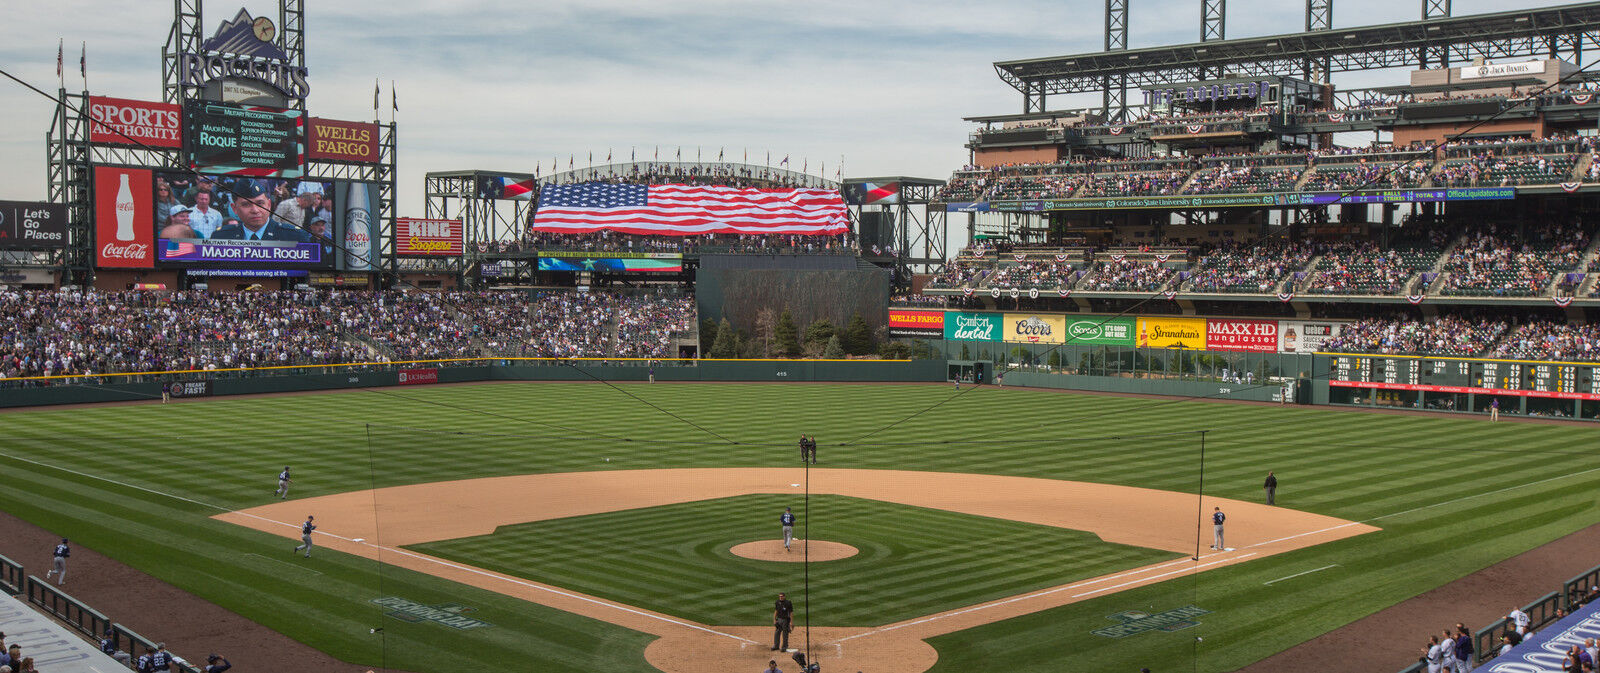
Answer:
top-left (1425, 635), bottom-right (1443, 673)
top-left (274, 467), bottom-right (292, 499)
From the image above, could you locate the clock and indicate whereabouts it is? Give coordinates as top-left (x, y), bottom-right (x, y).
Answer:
top-left (252, 16), bottom-right (276, 43)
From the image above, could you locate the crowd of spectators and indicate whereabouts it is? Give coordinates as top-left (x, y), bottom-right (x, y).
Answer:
top-left (1489, 320), bottom-right (1600, 362)
top-left (1439, 223), bottom-right (1590, 297)
top-left (1305, 242), bottom-right (1436, 296)
top-left (985, 261), bottom-right (1077, 289)
top-left (1184, 165), bottom-right (1302, 194)
top-left (1081, 258), bottom-right (1180, 292)
top-left (1325, 314), bottom-right (1509, 356)
top-left (0, 289), bottom-right (697, 380)
top-left (1186, 242), bottom-right (1314, 293)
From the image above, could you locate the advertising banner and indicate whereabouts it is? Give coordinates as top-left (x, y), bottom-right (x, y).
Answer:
top-left (337, 182), bottom-right (379, 270)
top-left (185, 100), bottom-right (305, 178)
top-left (1136, 317), bottom-right (1207, 349)
top-left (943, 312), bottom-right (1002, 342)
top-left (888, 310), bottom-right (945, 338)
top-left (1458, 59), bottom-right (1545, 81)
top-left (1278, 320), bottom-right (1344, 354)
top-left (1063, 316), bottom-right (1136, 346)
top-left (307, 118), bottom-right (380, 163)
top-left (95, 166), bottom-right (155, 269)
top-left (398, 368), bottom-right (439, 385)
top-left (0, 201), bottom-right (68, 249)
top-left (396, 217), bottom-right (463, 257)
top-left (1207, 319), bottom-right (1279, 352)
top-left (88, 96), bottom-right (182, 148)
top-left (160, 239), bottom-right (324, 264)
top-left (164, 380), bottom-right (214, 398)
top-left (1003, 313), bottom-right (1066, 344)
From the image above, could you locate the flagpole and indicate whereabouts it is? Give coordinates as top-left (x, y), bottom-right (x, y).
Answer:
top-left (79, 41), bottom-right (87, 93)
top-left (390, 80), bottom-right (397, 126)
top-left (57, 39), bottom-right (64, 90)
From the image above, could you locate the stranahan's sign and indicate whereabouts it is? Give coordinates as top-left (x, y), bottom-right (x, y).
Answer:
top-left (178, 8), bottom-right (310, 104)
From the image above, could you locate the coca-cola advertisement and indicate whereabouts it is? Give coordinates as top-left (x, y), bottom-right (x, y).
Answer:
top-left (88, 97), bottom-right (182, 149)
top-left (94, 166), bottom-right (155, 269)
top-left (151, 170), bottom-right (335, 270)
top-left (1206, 318), bottom-right (1280, 353)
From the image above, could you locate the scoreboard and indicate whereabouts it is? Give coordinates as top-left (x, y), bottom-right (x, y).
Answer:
top-left (1328, 354), bottom-right (1600, 399)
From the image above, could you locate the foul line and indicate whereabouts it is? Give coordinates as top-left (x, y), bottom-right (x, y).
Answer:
top-left (0, 449), bottom-right (750, 644)
top-left (832, 552), bottom-right (1251, 644)
top-left (1263, 564), bottom-right (1338, 586)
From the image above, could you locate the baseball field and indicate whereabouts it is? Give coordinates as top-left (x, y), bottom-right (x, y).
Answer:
top-left (1, 379), bottom-right (1597, 672)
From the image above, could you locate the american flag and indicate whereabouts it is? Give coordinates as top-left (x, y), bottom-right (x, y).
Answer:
top-left (533, 183), bottom-right (847, 236)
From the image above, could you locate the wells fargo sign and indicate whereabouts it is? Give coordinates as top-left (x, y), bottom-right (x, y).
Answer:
top-left (307, 118), bottom-right (379, 163)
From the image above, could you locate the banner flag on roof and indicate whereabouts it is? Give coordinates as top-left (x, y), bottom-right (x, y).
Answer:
top-left (533, 183), bottom-right (847, 236)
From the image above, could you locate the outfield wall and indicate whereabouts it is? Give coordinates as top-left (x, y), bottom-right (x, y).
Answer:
top-left (0, 360), bottom-right (947, 409)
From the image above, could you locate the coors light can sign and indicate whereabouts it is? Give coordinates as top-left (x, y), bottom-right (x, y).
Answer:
top-left (94, 167), bottom-right (154, 268)
top-left (341, 182), bottom-right (375, 271)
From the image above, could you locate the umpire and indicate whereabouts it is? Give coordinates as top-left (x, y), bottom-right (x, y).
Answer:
top-left (772, 592), bottom-right (794, 651)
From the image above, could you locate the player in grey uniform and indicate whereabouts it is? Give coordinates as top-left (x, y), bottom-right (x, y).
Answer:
top-left (45, 539), bottom-right (69, 585)
top-left (1424, 635), bottom-right (1443, 673)
top-left (780, 507), bottom-right (796, 551)
top-left (274, 467), bottom-right (292, 499)
top-left (1210, 507), bottom-right (1226, 550)
top-left (293, 516), bottom-right (316, 558)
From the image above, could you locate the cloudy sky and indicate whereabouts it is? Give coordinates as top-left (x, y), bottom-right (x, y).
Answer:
top-left (0, 0), bottom-right (1579, 216)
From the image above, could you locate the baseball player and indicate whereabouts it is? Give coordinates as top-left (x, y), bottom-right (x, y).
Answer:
top-left (1437, 629), bottom-right (1457, 673)
top-left (798, 435), bottom-right (808, 463)
top-left (293, 515), bottom-right (316, 558)
top-left (1424, 635), bottom-right (1443, 673)
top-left (45, 539), bottom-right (68, 585)
top-left (274, 467), bottom-right (292, 499)
top-left (780, 507), bottom-right (796, 551)
top-left (1210, 507), bottom-right (1226, 550)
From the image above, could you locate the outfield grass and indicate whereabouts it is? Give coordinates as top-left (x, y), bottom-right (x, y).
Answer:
top-left (1, 380), bottom-right (1597, 673)
top-left (408, 494), bottom-right (1181, 626)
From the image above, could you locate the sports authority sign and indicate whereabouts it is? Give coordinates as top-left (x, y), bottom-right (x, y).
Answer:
top-left (396, 218), bottom-right (464, 256)
top-left (1206, 319), bottom-right (1278, 353)
top-left (0, 201), bottom-right (67, 249)
top-left (887, 310), bottom-right (944, 338)
top-left (94, 166), bottom-right (155, 269)
top-left (307, 118), bottom-right (379, 163)
top-left (87, 97), bottom-right (182, 148)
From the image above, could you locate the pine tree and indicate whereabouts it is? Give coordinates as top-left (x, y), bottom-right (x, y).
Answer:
top-left (843, 312), bottom-right (873, 355)
top-left (774, 309), bottom-right (800, 357)
top-left (710, 318), bottom-right (737, 358)
top-left (822, 334), bottom-right (845, 359)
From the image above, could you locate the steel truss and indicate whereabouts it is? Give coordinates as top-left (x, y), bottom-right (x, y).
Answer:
top-left (423, 171), bottom-right (532, 278)
top-left (995, 3), bottom-right (1600, 106)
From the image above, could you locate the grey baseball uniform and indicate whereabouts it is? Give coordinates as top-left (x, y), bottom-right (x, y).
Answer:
top-left (294, 517), bottom-right (316, 557)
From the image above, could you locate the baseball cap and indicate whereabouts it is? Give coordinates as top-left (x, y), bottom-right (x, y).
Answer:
top-left (296, 182), bottom-right (325, 196)
top-left (168, 205), bottom-right (193, 217)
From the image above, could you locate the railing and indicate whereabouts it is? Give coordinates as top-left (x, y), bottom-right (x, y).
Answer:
top-left (25, 575), bottom-right (110, 639)
top-left (0, 554), bottom-right (22, 595)
top-left (1394, 562), bottom-right (1600, 672)
top-left (111, 623), bottom-right (203, 673)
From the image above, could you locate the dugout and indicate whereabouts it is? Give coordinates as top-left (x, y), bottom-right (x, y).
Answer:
top-left (946, 360), bottom-right (991, 384)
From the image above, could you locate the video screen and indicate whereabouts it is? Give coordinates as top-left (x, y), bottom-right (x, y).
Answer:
top-left (153, 171), bottom-right (336, 270)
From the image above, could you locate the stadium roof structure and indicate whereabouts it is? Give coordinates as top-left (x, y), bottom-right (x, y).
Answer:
top-left (841, 176), bottom-right (947, 187)
top-left (994, 2), bottom-right (1600, 110)
top-left (1367, 77), bottom-right (1544, 95)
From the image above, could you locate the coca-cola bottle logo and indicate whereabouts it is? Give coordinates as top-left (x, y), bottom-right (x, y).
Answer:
top-left (101, 241), bottom-right (149, 259)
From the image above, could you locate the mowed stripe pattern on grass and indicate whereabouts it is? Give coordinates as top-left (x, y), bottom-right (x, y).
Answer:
top-left (407, 494), bottom-right (1181, 626)
top-left (0, 381), bottom-right (1596, 673)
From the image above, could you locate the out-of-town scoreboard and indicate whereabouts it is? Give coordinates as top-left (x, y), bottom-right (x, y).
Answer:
top-left (1327, 354), bottom-right (1600, 400)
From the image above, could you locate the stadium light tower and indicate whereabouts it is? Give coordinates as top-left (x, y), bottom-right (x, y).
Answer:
top-left (1304, 0), bottom-right (1332, 81)
top-left (1421, 0), bottom-right (1451, 67)
top-left (1103, 0), bottom-right (1130, 123)
top-left (1201, 0), bottom-right (1225, 78)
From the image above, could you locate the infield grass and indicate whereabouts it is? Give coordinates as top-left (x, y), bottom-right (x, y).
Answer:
top-left (0, 379), bottom-right (1597, 673)
top-left (408, 493), bottom-right (1182, 626)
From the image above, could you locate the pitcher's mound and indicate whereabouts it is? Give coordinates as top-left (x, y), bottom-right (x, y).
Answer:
top-left (730, 540), bottom-right (858, 562)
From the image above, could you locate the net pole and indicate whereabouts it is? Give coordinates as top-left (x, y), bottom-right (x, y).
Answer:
top-left (803, 441), bottom-right (811, 667)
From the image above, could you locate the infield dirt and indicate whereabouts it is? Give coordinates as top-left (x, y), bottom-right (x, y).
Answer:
top-left (218, 468), bottom-right (1376, 673)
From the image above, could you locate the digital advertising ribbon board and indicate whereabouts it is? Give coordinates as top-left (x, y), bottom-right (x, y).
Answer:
top-left (185, 100), bottom-right (305, 178)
